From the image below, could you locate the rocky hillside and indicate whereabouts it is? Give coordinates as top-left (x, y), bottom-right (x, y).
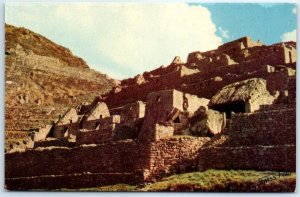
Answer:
top-left (5, 24), bottom-right (117, 144)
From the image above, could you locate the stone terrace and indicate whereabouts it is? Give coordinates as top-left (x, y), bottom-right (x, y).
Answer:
top-left (5, 37), bottom-right (296, 190)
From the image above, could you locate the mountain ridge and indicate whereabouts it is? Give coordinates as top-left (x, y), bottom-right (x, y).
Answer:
top-left (5, 23), bottom-right (89, 69)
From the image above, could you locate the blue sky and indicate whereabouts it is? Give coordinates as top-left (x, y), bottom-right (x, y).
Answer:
top-left (5, 3), bottom-right (297, 80)
top-left (201, 3), bottom-right (297, 45)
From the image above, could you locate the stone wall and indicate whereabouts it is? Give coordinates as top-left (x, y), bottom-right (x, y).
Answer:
top-left (5, 140), bottom-right (148, 179)
top-left (5, 132), bottom-right (296, 189)
top-left (6, 171), bottom-right (144, 190)
top-left (76, 127), bottom-right (116, 144)
top-left (180, 67), bottom-right (292, 100)
top-left (85, 102), bottom-right (110, 121)
top-left (5, 136), bottom-right (216, 188)
top-left (147, 137), bottom-right (211, 180)
top-left (196, 107), bottom-right (296, 173)
top-left (227, 107), bottom-right (295, 146)
top-left (288, 76), bottom-right (296, 103)
top-left (139, 90), bottom-right (181, 140)
top-left (198, 145), bottom-right (295, 172)
top-left (5, 140), bottom-right (152, 190)
top-left (152, 124), bottom-right (174, 141)
top-left (53, 122), bottom-right (80, 138)
top-left (81, 115), bottom-right (120, 131)
top-left (105, 58), bottom-right (294, 109)
top-left (56, 108), bottom-right (78, 125)
top-left (5, 101), bottom-right (296, 189)
top-left (110, 101), bottom-right (145, 126)
top-left (34, 138), bottom-right (75, 148)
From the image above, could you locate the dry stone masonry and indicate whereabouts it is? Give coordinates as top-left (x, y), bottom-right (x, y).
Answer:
top-left (5, 36), bottom-right (296, 190)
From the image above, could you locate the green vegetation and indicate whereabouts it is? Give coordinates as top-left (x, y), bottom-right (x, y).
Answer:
top-left (81, 184), bottom-right (137, 192)
top-left (55, 170), bottom-right (296, 192)
top-left (141, 170), bottom-right (296, 192)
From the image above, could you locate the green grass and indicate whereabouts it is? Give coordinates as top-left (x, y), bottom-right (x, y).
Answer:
top-left (141, 170), bottom-right (296, 192)
top-left (54, 170), bottom-right (296, 192)
top-left (80, 184), bottom-right (137, 192)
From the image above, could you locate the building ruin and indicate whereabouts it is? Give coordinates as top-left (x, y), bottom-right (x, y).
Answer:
top-left (5, 36), bottom-right (296, 190)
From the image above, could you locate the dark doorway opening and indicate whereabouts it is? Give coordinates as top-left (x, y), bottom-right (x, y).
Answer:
top-left (211, 101), bottom-right (245, 118)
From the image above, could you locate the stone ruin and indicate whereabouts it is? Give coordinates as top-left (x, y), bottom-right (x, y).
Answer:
top-left (209, 78), bottom-right (275, 117)
top-left (24, 89), bottom-right (225, 147)
top-left (5, 37), bottom-right (296, 190)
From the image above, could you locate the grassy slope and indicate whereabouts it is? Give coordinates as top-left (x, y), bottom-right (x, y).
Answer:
top-left (141, 170), bottom-right (296, 192)
top-left (57, 170), bottom-right (296, 192)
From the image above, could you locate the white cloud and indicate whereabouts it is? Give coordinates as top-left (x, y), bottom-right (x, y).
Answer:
top-left (218, 27), bottom-right (230, 39)
top-left (281, 29), bottom-right (296, 42)
top-left (5, 3), bottom-right (222, 79)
